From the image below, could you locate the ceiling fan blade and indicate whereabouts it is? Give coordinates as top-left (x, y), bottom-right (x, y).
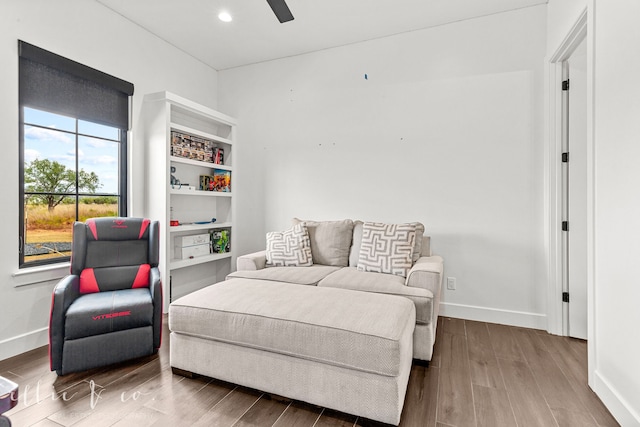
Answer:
top-left (266, 0), bottom-right (294, 23)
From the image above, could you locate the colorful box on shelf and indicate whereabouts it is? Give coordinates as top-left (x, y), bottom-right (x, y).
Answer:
top-left (199, 170), bottom-right (231, 192)
top-left (211, 228), bottom-right (231, 254)
top-left (171, 130), bottom-right (224, 165)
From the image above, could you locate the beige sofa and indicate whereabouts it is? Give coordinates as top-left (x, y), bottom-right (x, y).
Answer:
top-left (227, 219), bottom-right (444, 362)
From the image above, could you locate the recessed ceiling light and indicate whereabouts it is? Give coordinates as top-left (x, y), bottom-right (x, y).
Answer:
top-left (218, 11), bottom-right (232, 22)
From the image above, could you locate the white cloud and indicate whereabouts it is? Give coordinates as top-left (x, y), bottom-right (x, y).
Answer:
top-left (24, 149), bottom-right (41, 163)
top-left (24, 127), bottom-right (73, 144)
top-left (93, 155), bottom-right (117, 165)
top-left (54, 149), bottom-right (115, 165)
top-left (51, 153), bottom-right (75, 164)
top-left (78, 155), bottom-right (117, 165)
top-left (85, 139), bottom-right (108, 148)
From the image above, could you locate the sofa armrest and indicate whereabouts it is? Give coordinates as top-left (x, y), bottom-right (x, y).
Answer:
top-left (237, 250), bottom-right (267, 271)
top-left (406, 256), bottom-right (443, 283)
top-left (405, 255), bottom-right (443, 322)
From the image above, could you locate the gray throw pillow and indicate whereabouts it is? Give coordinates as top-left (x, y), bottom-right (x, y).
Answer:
top-left (348, 220), bottom-right (364, 267)
top-left (292, 218), bottom-right (354, 267)
top-left (357, 222), bottom-right (416, 277)
top-left (413, 222), bottom-right (425, 263)
top-left (266, 223), bottom-right (313, 267)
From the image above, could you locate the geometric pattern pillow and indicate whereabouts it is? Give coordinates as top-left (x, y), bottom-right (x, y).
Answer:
top-left (357, 222), bottom-right (416, 277)
top-left (266, 223), bottom-right (313, 267)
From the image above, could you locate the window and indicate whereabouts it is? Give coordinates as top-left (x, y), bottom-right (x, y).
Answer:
top-left (18, 41), bottom-right (134, 268)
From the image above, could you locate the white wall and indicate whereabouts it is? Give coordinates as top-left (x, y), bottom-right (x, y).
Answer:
top-left (0, 0), bottom-right (218, 360)
top-left (219, 6), bottom-right (548, 328)
top-left (547, 0), bottom-right (640, 424)
top-left (592, 2), bottom-right (640, 424)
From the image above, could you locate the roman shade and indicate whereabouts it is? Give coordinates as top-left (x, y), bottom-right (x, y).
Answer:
top-left (18, 40), bottom-right (134, 130)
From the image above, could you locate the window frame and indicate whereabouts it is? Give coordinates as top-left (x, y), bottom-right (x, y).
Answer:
top-left (18, 41), bottom-right (132, 269)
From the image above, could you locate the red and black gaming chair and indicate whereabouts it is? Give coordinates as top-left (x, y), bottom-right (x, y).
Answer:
top-left (49, 217), bottom-right (162, 375)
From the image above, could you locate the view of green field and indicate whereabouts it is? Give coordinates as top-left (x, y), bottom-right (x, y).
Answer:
top-left (25, 203), bottom-right (118, 261)
top-left (26, 203), bottom-right (118, 239)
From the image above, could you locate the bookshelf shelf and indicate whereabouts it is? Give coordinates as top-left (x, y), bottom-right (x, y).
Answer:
top-left (169, 222), bottom-right (233, 233)
top-left (170, 252), bottom-right (232, 270)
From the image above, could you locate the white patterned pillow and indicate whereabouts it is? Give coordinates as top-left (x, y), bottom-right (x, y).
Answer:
top-left (266, 223), bottom-right (313, 267)
top-left (357, 222), bottom-right (416, 277)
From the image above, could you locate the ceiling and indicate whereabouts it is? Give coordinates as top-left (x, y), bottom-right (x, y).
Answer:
top-left (96, 0), bottom-right (547, 71)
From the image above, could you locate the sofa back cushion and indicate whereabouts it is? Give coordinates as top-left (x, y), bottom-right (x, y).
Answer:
top-left (357, 222), bottom-right (416, 277)
top-left (349, 221), bottom-right (426, 267)
top-left (292, 218), bottom-right (354, 267)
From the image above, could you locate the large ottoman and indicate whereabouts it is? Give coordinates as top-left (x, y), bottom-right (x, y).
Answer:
top-left (169, 278), bottom-right (416, 425)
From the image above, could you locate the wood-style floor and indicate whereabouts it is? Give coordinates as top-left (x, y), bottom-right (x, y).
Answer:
top-left (1, 317), bottom-right (619, 427)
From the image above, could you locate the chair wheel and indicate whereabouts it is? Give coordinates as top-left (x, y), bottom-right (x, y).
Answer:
top-left (0, 415), bottom-right (12, 427)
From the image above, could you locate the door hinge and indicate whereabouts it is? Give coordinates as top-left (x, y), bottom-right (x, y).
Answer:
top-left (562, 292), bottom-right (570, 303)
top-left (562, 79), bottom-right (570, 91)
top-left (562, 152), bottom-right (569, 163)
top-left (562, 221), bottom-right (569, 231)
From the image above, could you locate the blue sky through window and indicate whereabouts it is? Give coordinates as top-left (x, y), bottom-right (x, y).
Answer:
top-left (24, 107), bottom-right (120, 194)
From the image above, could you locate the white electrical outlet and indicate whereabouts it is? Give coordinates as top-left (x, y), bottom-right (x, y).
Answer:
top-left (447, 277), bottom-right (456, 290)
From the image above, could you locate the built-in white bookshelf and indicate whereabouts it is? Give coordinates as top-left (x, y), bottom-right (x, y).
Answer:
top-left (142, 91), bottom-right (236, 311)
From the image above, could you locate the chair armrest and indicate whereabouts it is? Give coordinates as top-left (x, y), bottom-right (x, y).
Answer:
top-left (237, 250), bottom-right (267, 271)
top-left (150, 267), bottom-right (162, 350)
top-left (405, 255), bottom-right (444, 322)
top-left (49, 274), bottom-right (80, 373)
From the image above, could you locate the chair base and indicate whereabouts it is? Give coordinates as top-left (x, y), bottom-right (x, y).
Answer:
top-left (58, 326), bottom-right (153, 375)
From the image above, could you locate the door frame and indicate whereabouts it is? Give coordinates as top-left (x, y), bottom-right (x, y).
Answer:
top-left (545, 5), bottom-right (596, 383)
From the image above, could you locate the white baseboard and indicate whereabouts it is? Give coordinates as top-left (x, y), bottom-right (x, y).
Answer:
top-left (439, 302), bottom-right (547, 330)
top-left (0, 327), bottom-right (49, 362)
top-left (593, 370), bottom-right (640, 426)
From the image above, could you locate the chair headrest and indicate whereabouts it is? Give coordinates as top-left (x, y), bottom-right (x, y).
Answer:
top-left (85, 217), bottom-right (151, 241)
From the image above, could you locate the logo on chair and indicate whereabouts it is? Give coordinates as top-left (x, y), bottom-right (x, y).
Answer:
top-left (112, 219), bottom-right (128, 229)
top-left (92, 310), bottom-right (131, 321)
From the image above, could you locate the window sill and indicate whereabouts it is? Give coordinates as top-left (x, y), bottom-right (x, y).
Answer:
top-left (12, 262), bottom-right (70, 287)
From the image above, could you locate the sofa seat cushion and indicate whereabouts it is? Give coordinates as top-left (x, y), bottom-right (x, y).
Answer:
top-left (65, 289), bottom-right (153, 340)
top-left (318, 267), bottom-right (433, 325)
top-left (169, 278), bottom-right (415, 377)
top-left (227, 265), bottom-right (341, 286)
